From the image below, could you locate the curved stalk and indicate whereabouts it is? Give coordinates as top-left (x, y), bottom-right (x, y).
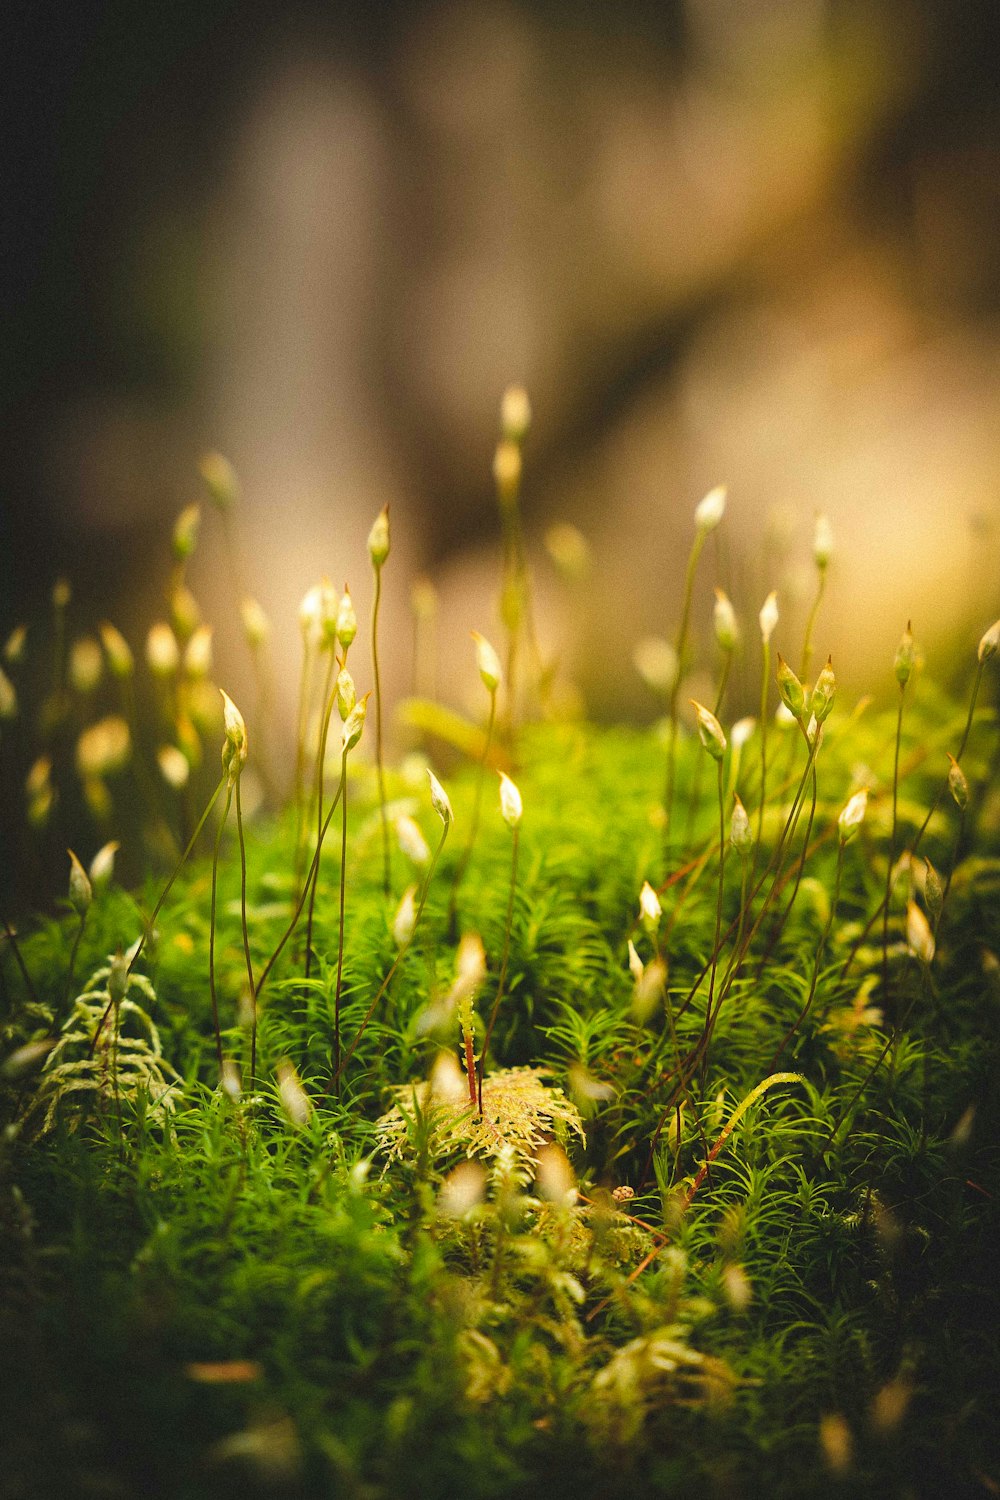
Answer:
top-left (305, 659), bottom-right (338, 978)
top-left (255, 769), bottom-right (345, 1000)
top-left (208, 782), bottom-right (235, 1071)
top-left (234, 774), bottom-right (257, 1083)
top-left (333, 748), bottom-right (350, 1091)
top-left (371, 565), bottom-right (391, 896)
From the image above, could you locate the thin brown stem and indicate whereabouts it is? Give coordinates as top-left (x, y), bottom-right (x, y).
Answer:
top-left (2, 916), bottom-right (41, 1010)
top-left (255, 770), bottom-right (345, 1000)
top-left (371, 567), bottom-right (391, 897)
top-left (235, 774), bottom-right (257, 1084)
top-left (208, 782), bottom-right (234, 1072)
top-left (305, 660), bottom-right (338, 978)
top-left (333, 749), bottom-right (350, 1092)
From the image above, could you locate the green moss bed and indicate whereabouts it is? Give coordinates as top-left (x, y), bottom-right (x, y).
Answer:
top-left (2, 677), bottom-right (1000, 1499)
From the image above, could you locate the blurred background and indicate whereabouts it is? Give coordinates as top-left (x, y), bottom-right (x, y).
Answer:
top-left (2, 0), bottom-right (1000, 902)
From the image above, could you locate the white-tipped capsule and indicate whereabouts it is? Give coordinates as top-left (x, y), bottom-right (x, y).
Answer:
top-left (170, 583), bottom-right (201, 641)
top-left (240, 597), bottom-right (270, 650)
top-left (471, 630), bottom-right (502, 694)
top-left (76, 717), bottom-right (131, 779)
top-left (694, 484), bottom-right (727, 534)
top-left (220, 1058), bottom-right (242, 1102)
top-left (428, 769), bottom-right (453, 828)
top-left (298, 582), bottom-right (323, 644)
top-left (498, 771), bottom-right (522, 830)
top-left (69, 637), bottom-right (103, 695)
top-left (775, 655), bottom-right (805, 720)
top-left (341, 692), bottom-right (369, 752)
top-left (895, 622), bottom-right (915, 687)
top-left (818, 1413), bottom-right (853, 1476)
top-left (455, 931), bottom-right (487, 990)
top-left (627, 939), bottom-right (644, 983)
top-left (730, 716), bottom-right (756, 750)
top-left (146, 623), bottom-right (180, 678)
top-left (947, 754), bottom-right (968, 810)
top-left (67, 849), bottom-right (93, 914)
top-left (633, 956), bottom-right (667, 1023)
top-left (336, 588), bottom-right (357, 650)
top-left (838, 788), bottom-right (868, 843)
top-left (429, 1050), bottom-right (467, 1103)
top-left (1, 1039), bottom-right (57, 1081)
top-left (367, 505), bottom-right (390, 569)
top-left (108, 950), bottom-right (129, 1009)
top-left (157, 744), bottom-right (190, 790)
top-left (690, 700), bottom-right (727, 761)
top-left (184, 625), bottom-right (213, 680)
top-left (978, 618), bottom-right (1000, 663)
top-left (906, 901), bottom-right (935, 965)
top-left (713, 589), bottom-right (739, 652)
top-left (492, 439), bottom-right (522, 505)
top-left (0, 664), bottom-right (16, 720)
top-left (26, 756), bottom-right (54, 827)
top-left (639, 880), bottom-right (662, 932)
top-left (758, 590), bottom-right (779, 644)
top-left (633, 637), bottom-right (678, 695)
top-left (535, 1142), bottom-right (577, 1208)
top-left (336, 667), bottom-right (356, 722)
top-left (99, 622), bottom-right (134, 679)
top-left (4, 624), bottom-right (27, 665)
top-left (500, 384), bottom-right (532, 443)
top-left (26, 756), bottom-right (52, 798)
top-left (813, 513), bottom-right (833, 571)
top-left (722, 1262), bottom-right (753, 1312)
top-left (396, 815), bottom-right (430, 867)
top-left (220, 689), bottom-right (248, 781)
top-left (89, 840), bottom-right (119, 888)
top-left (410, 577), bottom-right (438, 622)
top-left (923, 857), bottom-right (943, 919)
top-left (276, 1060), bottom-right (312, 1129)
top-left (544, 522), bottom-right (591, 582)
top-left (299, 579), bottom-right (338, 649)
top-left (811, 657), bottom-right (836, 724)
top-left (172, 503), bottom-right (201, 561)
top-left (199, 451), bottom-right (239, 511)
top-left (437, 1159), bottom-right (486, 1218)
top-left (392, 885), bottom-right (417, 947)
top-left (730, 795), bottom-right (752, 855)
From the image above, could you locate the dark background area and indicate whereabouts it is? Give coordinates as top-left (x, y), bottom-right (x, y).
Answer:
top-left (2, 0), bottom-right (1000, 910)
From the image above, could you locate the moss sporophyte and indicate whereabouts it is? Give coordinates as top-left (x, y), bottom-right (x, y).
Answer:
top-left (2, 417), bottom-right (999, 1498)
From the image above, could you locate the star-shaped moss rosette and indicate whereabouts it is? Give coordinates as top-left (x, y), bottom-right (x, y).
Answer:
top-left (375, 1059), bottom-right (585, 1167)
